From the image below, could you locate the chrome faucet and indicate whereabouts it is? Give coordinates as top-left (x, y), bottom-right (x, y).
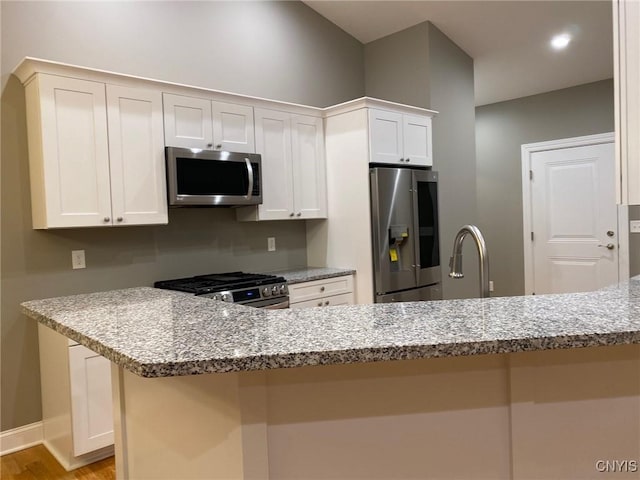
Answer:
top-left (448, 225), bottom-right (491, 298)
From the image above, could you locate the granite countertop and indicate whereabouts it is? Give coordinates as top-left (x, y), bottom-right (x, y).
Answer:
top-left (266, 267), bottom-right (355, 284)
top-left (21, 277), bottom-right (640, 378)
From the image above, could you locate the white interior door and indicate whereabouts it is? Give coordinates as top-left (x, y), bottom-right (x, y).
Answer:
top-left (529, 141), bottom-right (618, 294)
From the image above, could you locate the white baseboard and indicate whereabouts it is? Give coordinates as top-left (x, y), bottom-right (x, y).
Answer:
top-left (0, 421), bottom-right (43, 456)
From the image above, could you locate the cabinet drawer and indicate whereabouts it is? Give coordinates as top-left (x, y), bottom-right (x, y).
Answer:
top-left (288, 275), bottom-right (354, 303)
top-left (290, 292), bottom-right (354, 309)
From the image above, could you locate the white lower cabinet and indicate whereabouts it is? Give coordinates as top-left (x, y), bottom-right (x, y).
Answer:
top-left (68, 344), bottom-right (114, 456)
top-left (289, 275), bottom-right (354, 309)
top-left (37, 325), bottom-right (114, 471)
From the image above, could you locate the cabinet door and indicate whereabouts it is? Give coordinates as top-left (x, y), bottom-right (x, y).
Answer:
top-left (288, 275), bottom-right (354, 303)
top-left (290, 292), bottom-right (355, 309)
top-left (163, 93), bottom-right (213, 149)
top-left (107, 85), bottom-right (168, 226)
top-left (212, 101), bottom-right (255, 153)
top-left (254, 108), bottom-right (294, 220)
top-left (402, 114), bottom-right (432, 167)
top-left (291, 115), bottom-right (327, 219)
top-left (28, 75), bottom-right (111, 228)
top-left (369, 109), bottom-right (403, 165)
top-left (68, 345), bottom-right (114, 456)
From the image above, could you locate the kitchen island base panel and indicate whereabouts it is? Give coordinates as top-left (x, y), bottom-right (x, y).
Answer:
top-left (111, 345), bottom-right (639, 479)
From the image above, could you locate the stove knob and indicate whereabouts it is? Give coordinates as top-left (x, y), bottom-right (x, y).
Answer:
top-left (271, 285), bottom-right (279, 295)
top-left (279, 284), bottom-right (287, 294)
top-left (262, 287), bottom-right (271, 297)
top-left (213, 294), bottom-right (222, 301)
top-left (221, 293), bottom-right (231, 302)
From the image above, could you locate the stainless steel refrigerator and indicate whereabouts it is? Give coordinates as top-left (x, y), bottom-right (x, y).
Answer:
top-left (370, 167), bottom-right (442, 303)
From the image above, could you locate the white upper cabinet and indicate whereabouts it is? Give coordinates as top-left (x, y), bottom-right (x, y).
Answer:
top-left (237, 108), bottom-right (326, 221)
top-left (107, 85), bottom-right (167, 226)
top-left (163, 93), bottom-right (255, 153)
top-left (24, 74), bottom-right (167, 229)
top-left (614, 0), bottom-right (640, 205)
top-left (369, 108), bottom-right (433, 167)
top-left (162, 94), bottom-right (213, 149)
top-left (254, 108), bottom-right (294, 220)
top-left (291, 114), bottom-right (327, 219)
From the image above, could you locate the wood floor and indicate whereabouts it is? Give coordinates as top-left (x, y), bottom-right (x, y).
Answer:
top-left (1, 445), bottom-right (115, 480)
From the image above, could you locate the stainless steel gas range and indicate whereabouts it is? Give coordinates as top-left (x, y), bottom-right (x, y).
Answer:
top-left (154, 272), bottom-right (289, 309)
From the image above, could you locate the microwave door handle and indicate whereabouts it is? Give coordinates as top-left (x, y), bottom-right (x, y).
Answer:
top-left (245, 158), bottom-right (253, 199)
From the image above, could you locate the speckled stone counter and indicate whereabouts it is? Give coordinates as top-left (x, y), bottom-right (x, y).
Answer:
top-left (21, 276), bottom-right (640, 378)
top-left (266, 266), bottom-right (355, 284)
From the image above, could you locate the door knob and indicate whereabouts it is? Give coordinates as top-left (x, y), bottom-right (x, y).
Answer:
top-left (598, 243), bottom-right (615, 250)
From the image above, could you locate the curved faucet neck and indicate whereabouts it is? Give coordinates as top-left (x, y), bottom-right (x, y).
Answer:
top-left (448, 225), bottom-right (491, 298)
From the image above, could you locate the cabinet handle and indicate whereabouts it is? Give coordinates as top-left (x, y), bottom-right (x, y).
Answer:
top-left (206, 143), bottom-right (213, 148)
top-left (324, 301), bottom-right (330, 306)
top-left (406, 158), bottom-right (411, 162)
top-left (317, 302), bottom-right (323, 307)
top-left (103, 217), bottom-right (110, 223)
top-left (216, 144), bottom-right (222, 149)
top-left (320, 286), bottom-right (325, 292)
top-left (296, 212), bottom-right (302, 217)
top-left (399, 158), bottom-right (405, 162)
top-left (289, 212), bottom-right (295, 217)
top-left (116, 217), bottom-right (123, 222)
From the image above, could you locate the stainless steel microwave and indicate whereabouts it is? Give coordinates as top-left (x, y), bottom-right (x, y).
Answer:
top-left (165, 147), bottom-right (262, 207)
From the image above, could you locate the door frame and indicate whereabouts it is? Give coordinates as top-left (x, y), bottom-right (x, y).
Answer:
top-left (521, 132), bottom-right (629, 295)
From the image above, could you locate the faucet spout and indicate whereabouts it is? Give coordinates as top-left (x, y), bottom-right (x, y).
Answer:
top-left (448, 225), bottom-right (490, 298)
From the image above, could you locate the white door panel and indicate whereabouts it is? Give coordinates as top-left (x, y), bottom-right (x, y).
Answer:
top-left (212, 101), bottom-right (255, 153)
top-left (531, 142), bottom-right (617, 294)
top-left (163, 93), bottom-right (213, 148)
top-left (369, 109), bottom-right (403, 164)
top-left (402, 114), bottom-right (431, 166)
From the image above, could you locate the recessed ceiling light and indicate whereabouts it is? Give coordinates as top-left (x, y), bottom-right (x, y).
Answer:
top-left (551, 33), bottom-right (571, 50)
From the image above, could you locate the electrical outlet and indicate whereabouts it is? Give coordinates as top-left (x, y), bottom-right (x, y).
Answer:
top-left (489, 280), bottom-right (494, 292)
top-left (630, 220), bottom-right (640, 234)
top-left (267, 237), bottom-right (276, 252)
top-left (71, 250), bottom-right (86, 269)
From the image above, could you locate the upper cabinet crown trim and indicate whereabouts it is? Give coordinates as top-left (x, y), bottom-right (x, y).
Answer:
top-left (323, 97), bottom-right (439, 118)
top-left (12, 57), bottom-right (324, 117)
top-left (12, 58), bottom-right (439, 120)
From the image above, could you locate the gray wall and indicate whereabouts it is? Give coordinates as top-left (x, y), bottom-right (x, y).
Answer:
top-left (1, 1), bottom-right (364, 431)
top-left (364, 22), bottom-right (479, 299)
top-left (364, 23), bottom-right (431, 109)
top-left (475, 80), bottom-right (615, 297)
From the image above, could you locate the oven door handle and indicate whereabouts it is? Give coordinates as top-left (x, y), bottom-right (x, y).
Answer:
top-left (261, 299), bottom-right (289, 310)
top-left (245, 158), bottom-right (253, 200)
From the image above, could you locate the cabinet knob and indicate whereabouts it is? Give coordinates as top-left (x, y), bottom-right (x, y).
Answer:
top-left (406, 158), bottom-right (411, 162)
top-left (289, 212), bottom-right (295, 217)
top-left (399, 158), bottom-right (405, 162)
top-left (296, 212), bottom-right (302, 217)
top-left (206, 143), bottom-right (213, 148)
top-left (317, 302), bottom-right (323, 307)
top-left (116, 217), bottom-right (123, 222)
top-left (216, 144), bottom-right (222, 149)
top-left (103, 217), bottom-right (110, 223)
top-left (324, 301), bottom-right (330, 306)
top-left (320, 286), bottom-right (325, 292)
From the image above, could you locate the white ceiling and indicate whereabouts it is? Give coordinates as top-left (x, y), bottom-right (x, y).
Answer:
top-left (302, 0), bottom-right (613, 106)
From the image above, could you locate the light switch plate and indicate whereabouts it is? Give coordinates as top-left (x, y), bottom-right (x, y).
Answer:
top-left (71, 250), bottom-right (86, 269)
top-left (267, 237), bottom-right (276, 252)
top-left (630, 220), bottom-right (640, 234)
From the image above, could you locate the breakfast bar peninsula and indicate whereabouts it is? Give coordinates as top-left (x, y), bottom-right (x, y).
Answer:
top-left (22, 277), bottom-right (640, 479)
